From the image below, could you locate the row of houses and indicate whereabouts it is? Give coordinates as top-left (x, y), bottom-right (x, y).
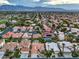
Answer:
top-left (2, 27), bottom-right (79, 41)
top-left (2, 31), bottom-right (42, 39)
top-left (0, 40), bottom-right (79, 58)
top-left (2, 25), bottom-right (52, 39)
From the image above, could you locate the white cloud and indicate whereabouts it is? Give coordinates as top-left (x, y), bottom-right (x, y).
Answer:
top-left (0, 0), bottom-right (10, 5)
top-left (33, 0), bottom-right (40, 2)
top-left (0, 0), bottom-right (15, 5)
top-left (43, 0), bottom-right (79, 5)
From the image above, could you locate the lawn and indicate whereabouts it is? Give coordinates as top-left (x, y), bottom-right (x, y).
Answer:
top-left (0, 20), bottom-right (8, 24)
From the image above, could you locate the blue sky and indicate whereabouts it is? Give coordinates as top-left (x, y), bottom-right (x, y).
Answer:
top-left (0, 0), bottom-right (79, 7)
top-left (7, 0), bottom-right (49, 7)
top-left (0, 0), bottom-right (48, 6)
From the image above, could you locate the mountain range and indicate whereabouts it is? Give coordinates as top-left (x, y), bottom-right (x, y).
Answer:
top-left (0, 5), bottom-right (66, 11)
top-left (0, 4), bottom-right (79, 12)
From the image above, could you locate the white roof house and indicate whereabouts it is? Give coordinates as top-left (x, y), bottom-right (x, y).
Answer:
top-left (46, 42), bottom-right (60, 58)
top-left (20, 48), bottom-right (29, 59)
top-left (11, 20), bottom-right (17, 24)
top-left (13, 27), bottom-right (18, 32)
top-left (31, 54), bottom-right (38, 58)
top-left (58, 41), bottom-right (72, 58)
top-left (58, 41), bottom-right (73, 47)
top-left (0, 42), bottom-right (4, 48)
top-left (58, 32), bottom-right (65, 41)
top-left (71, 28), bottom-right (79, 32)
top-left (46, 42), bottom-right (73, 58)
top-left (0, 51), bottom-right (5, 59)
top-left (0, 40), bottom-right (5, 48)
top-left (20, 53), bottom-right (28, 58)
top-left (65, 27), bottom-right (70, 31)
top-left (46, 42), bottom-right (60, 52)
top-left (58, 41), bottom-right (73, 52)
top-left (0, 24), bottom-right (6, 28)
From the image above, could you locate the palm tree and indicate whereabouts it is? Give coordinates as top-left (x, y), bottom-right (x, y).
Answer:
top-left (76, 35), bottom-right (79, 42)
top-left (72, 44), bottom-right (78, 57)
top-left (40, 49), bottom-right (53, 58)
top-left (38, 37), bottom-right (47, 51)
top-left (67, 44), bottom-right (78, 57)
top-left (8, 15), bottom-right (13, 22)
top-left (34, 13), bottom-right (46, 51)
top-left (13, 48), bottom-right (21, 58)
top-left (73, 45), bottom-right (76, 53)
top-left (18, 27), bottom-right (27, 43)
top-left (28, 39), bottom-right (33, 58)
top-left (51, 49), bottom-right (55, 57)
top-left (57, 43), bottom-right (64, 57)
top-left (62, 43), bottom-right (65, 52)
top-left (28, 25), bottom-right (35, 58)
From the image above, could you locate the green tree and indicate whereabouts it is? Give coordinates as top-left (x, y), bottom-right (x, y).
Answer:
top-left (66, 34), bottom-right (75, 42)
top-left (38, 38), bottom-right (47, 51)
top-left (57, 43), bottom-right (64, 57)
top-left (4, 49), bottom-right (13, 57)
top-left (76, 35), bottom-right (79, 42)
top-left (72, 45), bottom-right (78, 57)
top-left (41, 50), bottom-right (54, 58)
top-left (13, 48), bottom-right (21, 58)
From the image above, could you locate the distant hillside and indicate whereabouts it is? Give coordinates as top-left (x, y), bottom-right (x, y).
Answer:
top-left (0, 5), bottom-right (66, 11)
top-left (50, 4), bottom-right (79, 11)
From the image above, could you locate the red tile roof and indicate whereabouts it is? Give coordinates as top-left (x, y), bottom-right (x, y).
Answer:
top-left (43, 25), bottom-right (52, 32)
top-left (2, 32), bottom-right (14, 38)
top-left (20, 42), bottom-right (44, 54)
top-left (12, 33), bottom-right (23, 38)
top-left (3, 42), bottom-right (18, 51)
top-left (33, 34), bottom-right (42, 38)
